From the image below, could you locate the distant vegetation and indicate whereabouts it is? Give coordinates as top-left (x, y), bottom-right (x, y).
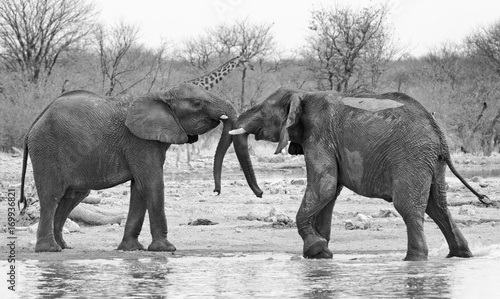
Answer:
top-left (1, 0), bottom-right (500, 155)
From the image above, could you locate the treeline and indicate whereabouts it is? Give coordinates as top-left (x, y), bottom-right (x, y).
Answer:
top-left (1, 0), bottom-right (500, 155)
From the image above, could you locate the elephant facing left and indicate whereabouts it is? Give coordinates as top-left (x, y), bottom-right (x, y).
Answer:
top-left (19, 83), bottom-right (262, 253)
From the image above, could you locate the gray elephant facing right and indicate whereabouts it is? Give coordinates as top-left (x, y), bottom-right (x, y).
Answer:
top-left (230, 87), bottom-right (491, 261)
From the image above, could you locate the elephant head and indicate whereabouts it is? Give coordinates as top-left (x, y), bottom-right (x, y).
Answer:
top-left (125, 83), bottom-right (263, 197)
top-left (228, 87), bottom-right (304, 193)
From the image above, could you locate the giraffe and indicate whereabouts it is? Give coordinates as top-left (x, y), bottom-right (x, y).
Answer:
top-left (174, 54), bottom-right (250, 168)
top-left (184, 54), bottom-right (250, 91)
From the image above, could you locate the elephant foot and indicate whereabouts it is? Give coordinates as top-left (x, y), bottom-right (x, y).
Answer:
top-left (35, 238), bottom-right (62, 252)
top-left (303, 235), bottom-right (333, 259)
top-left (148, 239), bottom-right (176, 252)
top-left (117, 238), bottom-right (145, 251)
top-left (403, 252), bottom-right (428, 261)
top-left (58, 240), bottom-right (72, 249)
top-left (446, 249), bottom-right (473, 259)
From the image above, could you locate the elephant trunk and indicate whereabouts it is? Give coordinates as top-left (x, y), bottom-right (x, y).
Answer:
top-left (213, 119), bottom-right (233, 195)
top-left (213, 116), bottom-right (263, 198)
top-left (232, 132), bottom-right (263, 197)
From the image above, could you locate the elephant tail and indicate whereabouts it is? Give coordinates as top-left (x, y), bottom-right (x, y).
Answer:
top-left (445, 157), bottom-right (492, 205)
top-left (18, 142), bottom-right (29, 214)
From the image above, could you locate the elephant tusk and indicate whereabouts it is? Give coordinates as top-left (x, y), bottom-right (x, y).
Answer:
top-left (229, 128), bottom-right (247, 135)
top-left (220, 115), bottom-right (228, 120)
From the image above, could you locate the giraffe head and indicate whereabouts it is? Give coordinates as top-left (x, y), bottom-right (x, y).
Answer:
top-left (233, 54), bottom-right (254, 70)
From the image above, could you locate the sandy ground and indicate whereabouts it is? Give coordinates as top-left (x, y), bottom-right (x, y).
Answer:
top-left (1, 147), bottom-right (499, 261)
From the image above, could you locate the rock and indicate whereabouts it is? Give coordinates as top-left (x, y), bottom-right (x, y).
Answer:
top-left (69, 204), bottom-right (126, 226)
top-left (470, 176), bottom-right (482, 183)
top-left (264, 216), bottom-right (277, 223)
top-left (63, 227), bottom-right (70, 234)
top-left (268, 207), bottom-right (295, 228)
top-left (273, 215), bottom-right (294, 227)
top-left (237, 212), bottom-right (262, 221)
top-left (458, 205), bottom-right (476, 216)
top-left (479, 183), bottom-right (489, 188)
top-left (235, 228), bottom-right (242, 233)
top-left (188, 218), bottom-right (218, 226)
top-left (270, 180), bottom-right (285, 186)
top-left (355, 213), bottom-right (371, 222)
top-left (345, 213), bottom-right (371, 230)
top-left (82, 196), bottom-right (101, 205)
top-left (64, 218), bottom-right (80, 232)
top-left (345, 220), bottom-right (355, 230)
top-left (291, 178), bottom-right (307, 185)
top-left (269, 187), bottom-right (281, 195)
top-left (269, 207), bottom-right (286, 217)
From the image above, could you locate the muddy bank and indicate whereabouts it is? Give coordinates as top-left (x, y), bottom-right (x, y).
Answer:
top-left (1, 150), bottom-right (499, 261)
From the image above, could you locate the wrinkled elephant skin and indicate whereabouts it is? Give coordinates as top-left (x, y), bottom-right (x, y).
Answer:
top-left (231, 87), bottom-right (489, 261)
top-left (19, 83), bottom-right (260, 252)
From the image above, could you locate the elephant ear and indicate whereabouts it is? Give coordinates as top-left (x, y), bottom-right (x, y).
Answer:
top-left (274, 93), bottom-right (304, 154)
top-left (125, 96), bottom-right (189, 144)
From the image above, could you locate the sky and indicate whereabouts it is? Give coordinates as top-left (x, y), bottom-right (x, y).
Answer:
top-left (95, 0), bottom-right (500, 57)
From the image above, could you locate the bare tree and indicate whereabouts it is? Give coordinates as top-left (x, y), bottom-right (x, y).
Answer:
top-left (424, 43), bottom-right (464, 90)
top-left (212, 19), bottom-right (274, 109)
top-left (177, 19), bottom-right (274, 110)
top-left (304, 3), bottom-right (397, 92)
top-left (466, 20), bottom-right (500, 78)
top-left (0, 0), bottom-right (96, 84)
top-left (94, 21), bottom-right (167, 96)
top-left (178, 35), bottom-right (216, 70)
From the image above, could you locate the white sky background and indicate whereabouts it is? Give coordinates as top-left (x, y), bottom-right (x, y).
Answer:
top-left (95, 0), bottom-right (500, 57)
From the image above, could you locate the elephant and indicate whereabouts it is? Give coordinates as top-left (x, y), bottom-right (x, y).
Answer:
top-left (229, 87), bottom-right (491, 261)
top-left (19, 83), bottom-right (262, 253)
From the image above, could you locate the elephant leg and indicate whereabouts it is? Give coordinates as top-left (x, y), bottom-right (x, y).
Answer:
top-left (296, 152), bottom-right (338, 259)
top-left (146, 179), bottom-right (176, 252)
top-left (130, 167), bottom-right (175, 252)
top-left (392, 174), bottom-right (431, 261)
top-left (312, 185), bottom-right (342, 245)
top-left (53, 188), bottom-right (90, 249)
top-left (426, 165), bottom-right (472, 258)
top-left (35, 185), bottom-right (66, 252)
top-left (118, 180), bottom-right (147, 251)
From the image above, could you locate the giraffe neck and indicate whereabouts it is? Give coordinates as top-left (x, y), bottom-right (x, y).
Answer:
top-left (186, 57), bottom-right (241, 91)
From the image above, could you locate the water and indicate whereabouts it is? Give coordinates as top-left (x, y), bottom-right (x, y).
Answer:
top-left (2, 245), bottom-right (499, 298)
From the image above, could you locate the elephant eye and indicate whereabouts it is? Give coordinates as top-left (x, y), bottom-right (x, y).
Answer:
top-left (193, 100), bottom-right (203, 109)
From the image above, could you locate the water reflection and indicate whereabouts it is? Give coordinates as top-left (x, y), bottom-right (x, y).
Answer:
top-left (4, 247), bottom-right (499, 298)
